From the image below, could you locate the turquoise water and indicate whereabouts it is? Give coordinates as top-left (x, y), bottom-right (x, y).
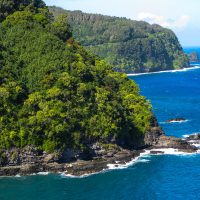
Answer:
top-left (1, 65), bottom-right (200, 200)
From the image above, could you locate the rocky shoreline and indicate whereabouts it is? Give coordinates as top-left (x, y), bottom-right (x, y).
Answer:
top-left (0, 136), bottom-right (198, 177)
top-left (0, 146), bottom-right (141, 177)
top-left (0, 119), bottom-right (198, 177)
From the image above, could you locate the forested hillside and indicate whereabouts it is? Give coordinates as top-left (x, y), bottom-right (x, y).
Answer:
top-left (0, 0), bottom-right (152, 155)
top-left (49, 6), bottom-right (189, 73)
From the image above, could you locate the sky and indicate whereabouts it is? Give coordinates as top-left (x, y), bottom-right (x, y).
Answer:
top-left (44, 0), bottom-right (200, 47)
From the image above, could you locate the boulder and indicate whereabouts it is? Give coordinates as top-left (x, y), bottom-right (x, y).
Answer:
top-left (155, 135), bottom-right (197, 153)
top-left (166, 118), bottom-right (186, 123)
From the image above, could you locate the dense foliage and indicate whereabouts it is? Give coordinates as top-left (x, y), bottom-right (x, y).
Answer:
top-left (0, 1), bottom-right (152, 152)
top-left (49, 6), bottom-right (189, 73)
top-left (0, 0), bottom-right (47, 22)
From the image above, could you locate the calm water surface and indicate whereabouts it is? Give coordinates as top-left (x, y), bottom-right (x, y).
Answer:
top-left (1, 63), bottom-right (200, 200)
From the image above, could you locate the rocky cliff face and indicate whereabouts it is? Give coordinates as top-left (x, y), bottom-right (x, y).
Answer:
top-left (144, 116), bottom-right (197, 153)
top-left (0, 116), bottom-right (197, 176)
top-left (144, 116), bottom-right (164, 146)
top-left (49, 6), bottom-right (189, 73)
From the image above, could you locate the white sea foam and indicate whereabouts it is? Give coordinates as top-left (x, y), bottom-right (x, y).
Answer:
top-left (160, 120), bottom-right (189, 124)
top-left (37, 172), bottom-right (49, 175)
top-left (62, 147), bottom-right (199, 178)
top-left (2, 147), bottom-right (199, 179)
top-left (168, 120), bottom-right (188, 123)
top-left (137, 159), bottom-right (150, 163)
top-left (127, 66), bottom-right (200, 76)
top-left (60, 171), bottom-right (105, 178)
top-left (61, 152), bottom-right (150, 178)
top-left (183, 132), bottom-right (200, 138)
top-left (106, 148), bottom-right (197, 171)
top-left (147, 148), bottom-right (197, 155)
top-left (191, 143), bottom-right (200, 148)
top-left (30, 173), bottom-right (37, 176)
top-left (183, 134), bottom-right (190, 138)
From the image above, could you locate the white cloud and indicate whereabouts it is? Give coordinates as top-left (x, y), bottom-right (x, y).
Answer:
top-left (137, 12), bottom-right (190, 29)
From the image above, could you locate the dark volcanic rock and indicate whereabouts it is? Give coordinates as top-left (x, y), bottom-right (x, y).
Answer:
top-left (150, 150), bottom-right (164, 154)
top-left (0, 115), bottom-right (197, 177)
top-left (155, 135), bottom-right (197, 153)
top-left (144, 116), bottom-right (164, 146)
top-left (185, 133), bottom-right (200, 141)
top-left (0, 147), bottom-right (140, 176)
top-left (184, 134), bottom-right (200, 147)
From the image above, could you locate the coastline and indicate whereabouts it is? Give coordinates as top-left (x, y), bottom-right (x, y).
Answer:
top-left (126, 66), bottom-right (200, 76)
top-left (0, 134), bottom-right (198, 178)
top-left (1, 146), bottom-right (199, 179)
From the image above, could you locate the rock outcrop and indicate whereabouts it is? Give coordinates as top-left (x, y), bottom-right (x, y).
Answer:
top-left (165, 118), bottom-right (187, 123)
top-left (154, 136), bottom-right (197, 153)
top-left (0, 117), bottom-right (197, 176)
top-left (144, 115), bottom-right (164, 146)
top-left (185, 133), bottom-right (200, 141)
top-left (184, 133), bottom-right (200, 148)
top-left (0, 146), bottom-right (140, 176)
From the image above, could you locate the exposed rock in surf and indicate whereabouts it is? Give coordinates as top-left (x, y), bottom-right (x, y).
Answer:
top-left (184, 133), bottom-right (200, 148)
top-left (150, 150), bottom-right (165, 154)
top-left (185, 133), bottom-right (200, 141)
top-left (165, 118), bottom-right (187, 123)
top-left (154, 135), bottom-right (197, 153)
top-left (0, 116), bottom-right (197, 177)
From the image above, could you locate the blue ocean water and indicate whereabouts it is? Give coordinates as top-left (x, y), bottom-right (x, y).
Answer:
top-left (132, 65), bottom-right (200, 138)
top-left (1, 63), bottom-right (200, 200)
top-left (184, 47), bottom-right (200, 55)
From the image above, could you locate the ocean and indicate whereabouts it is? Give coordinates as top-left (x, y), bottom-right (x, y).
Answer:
top-left (1, 60), bottom-right (200, 199)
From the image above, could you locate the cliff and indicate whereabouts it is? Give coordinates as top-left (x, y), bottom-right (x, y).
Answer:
top-left (49, 6), bottom-right (189, 73)
top-left (0, 1), bottom-right (196, 177)
top-left (0, 0), bottom-right (155, 174)
top-left (0, 117), bottom-right (197, 176)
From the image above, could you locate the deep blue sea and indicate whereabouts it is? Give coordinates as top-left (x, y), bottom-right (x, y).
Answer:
top-left (1, 61), bottom-right (200, 200)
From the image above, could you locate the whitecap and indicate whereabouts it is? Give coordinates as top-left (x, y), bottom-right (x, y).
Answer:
top-left (60, 171), bottom-right (105, 179)
top-left (191, 143), bottom-right (200, 148)
top-left (127, 66), bottom-right (200, 76)
top-left (37, 172), bottom-right (49, 175)
top-left (182, 132), bottom-right (200, 138)
top-left (30, 173), bottom-right (37, 176)
top-left (137, 159), bottom-right (150, 163)
top-left (160, 120), bottom-right (189, 124)
top-left (147, 148), bottom-right (199, 156)
top-left (60, 147), bottom-right (200, 178)
top-left (183, 134), bottom-right (190, 138)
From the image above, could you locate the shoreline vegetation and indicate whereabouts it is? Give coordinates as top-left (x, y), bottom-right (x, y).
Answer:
top-left (0, 1), bottom-right (198, 178)
top-left (0, 136), bottom-right (198, 177)
top-left (49, 6), bottom-right (189, 73)
top-left (0, 117), bottom-right (198, 177)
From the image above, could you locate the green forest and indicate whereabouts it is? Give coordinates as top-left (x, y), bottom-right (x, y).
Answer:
top-left (49, 6), bottom-right (189, 73)
top-left (0, 0), bottom-right (152, 154)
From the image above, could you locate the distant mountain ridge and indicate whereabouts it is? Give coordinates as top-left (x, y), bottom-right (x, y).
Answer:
top-left (49, 6), bottom-right (189, 73)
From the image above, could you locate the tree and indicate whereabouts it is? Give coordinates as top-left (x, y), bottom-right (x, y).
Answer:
top-left (48, 14), bottom-right (72, 42)
top-left (0, 0), bottom-right (46, 22)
